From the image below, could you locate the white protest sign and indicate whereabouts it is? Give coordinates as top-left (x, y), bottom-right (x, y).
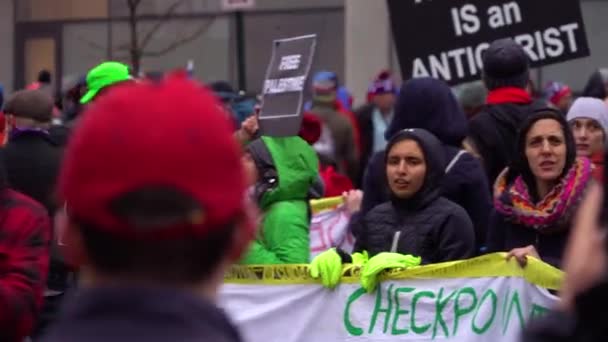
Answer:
top-left (221, 254), bottom-right (563, 342)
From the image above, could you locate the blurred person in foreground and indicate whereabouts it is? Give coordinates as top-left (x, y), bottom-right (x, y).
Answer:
top-left (487, 110), bottom-right (592, 268)
top-left (41, 73), bottom-right (254, 342)
top-left (566, 97), bottom-right (608, 182)
top-left (0, 149), bottom-right (51, 341)
top-left (1, 89), bottom-right (68, 337)
top-left (467, 38), bottom-right (545, 184)
top-left (522, 174), bottom-right (608, 341)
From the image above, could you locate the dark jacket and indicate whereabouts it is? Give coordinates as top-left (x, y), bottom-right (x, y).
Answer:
top-left (468, 100), bottom-right (545, 184)
top-left (1, 130), bottom-right (68, 294)
top-left (360, 78), bottom-right (492, 251)
top-left (41, 287), bottom-right (243, 342)
top-left (354, 103), bottom-right (378, 186)
top-left (352, 129), bottom-right (475, 263)
top-left (486, 210), bottom-right (568, 267)
top-left (2, 130), bottom-right (62, 215)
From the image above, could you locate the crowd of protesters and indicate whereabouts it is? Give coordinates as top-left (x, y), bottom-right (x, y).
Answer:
top-left (0, 35), bottom-right (606, 341)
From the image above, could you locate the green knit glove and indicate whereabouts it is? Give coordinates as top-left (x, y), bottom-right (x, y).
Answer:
top-left (360, 253), bottom-right (422, 293)
top-left (310, 248), bottom-right (344, 289)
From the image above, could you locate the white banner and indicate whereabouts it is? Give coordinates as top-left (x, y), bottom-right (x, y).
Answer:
top-left (309, 199), bottom-right (355, 260)
top-left (221, 254), bottom-right (563, 342)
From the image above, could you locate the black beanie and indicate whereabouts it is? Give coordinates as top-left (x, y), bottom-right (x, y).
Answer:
top-left (482, 38), bottom-right (530, 91)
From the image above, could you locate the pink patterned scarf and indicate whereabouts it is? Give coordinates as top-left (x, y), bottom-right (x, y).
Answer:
top-left (494, 157), bottom-right (592, 232)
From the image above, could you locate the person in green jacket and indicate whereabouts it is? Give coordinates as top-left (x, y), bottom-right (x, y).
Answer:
top-left (240, 136), bottom-right (320, 264)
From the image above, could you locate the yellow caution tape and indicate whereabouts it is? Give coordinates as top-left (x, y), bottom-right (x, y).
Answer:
top-left (225, 253), bottom-right (564, 290)
top-left (310, 196), bottom-right (343, 214)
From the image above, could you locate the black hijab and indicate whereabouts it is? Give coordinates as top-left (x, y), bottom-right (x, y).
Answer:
top-left (385, 128), bottom-right (446, 211)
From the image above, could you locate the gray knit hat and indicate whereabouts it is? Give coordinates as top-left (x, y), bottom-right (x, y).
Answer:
top-left (566, 97), bottom-right (608, 139)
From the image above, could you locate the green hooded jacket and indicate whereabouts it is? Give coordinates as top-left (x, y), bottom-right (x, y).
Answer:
top-left (241, 136), bottom-right (319, 264)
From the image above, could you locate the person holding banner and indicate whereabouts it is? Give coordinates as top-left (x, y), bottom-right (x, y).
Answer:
top-left (488, 110), bottom-right (593, 268)
top-left (311, 128), bottom-right (475, 291)
top-left (240, 135), bottom-right (319, 264)
top-left (359, 78), bottom-right (491, 252)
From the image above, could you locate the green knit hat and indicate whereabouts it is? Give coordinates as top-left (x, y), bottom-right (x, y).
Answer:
top-left (80, 62), bottom-right (132, 104)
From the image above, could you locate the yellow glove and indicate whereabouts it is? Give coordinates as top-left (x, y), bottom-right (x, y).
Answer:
top-left (310, 248), bottom-right (344, 289)
top-left (360, 252), bottom-right (421, 293)
top-left (351, 250), bottom-right (369, 266)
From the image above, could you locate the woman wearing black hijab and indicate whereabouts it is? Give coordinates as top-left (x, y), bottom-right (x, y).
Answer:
top-left (311, 129), bottom-right (476, 289)
top-left (350, 128), bottom-right (476, 262)
top-left (311, 129), bottom-right (475, 289)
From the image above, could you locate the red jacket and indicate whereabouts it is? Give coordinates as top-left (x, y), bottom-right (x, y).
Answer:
top-left (0, 189), bottom-right (51, 342)
top-left (319, 166), bottom-right (354, 197)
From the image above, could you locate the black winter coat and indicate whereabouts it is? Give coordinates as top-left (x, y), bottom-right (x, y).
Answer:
top-left (1, 131), bottom-right (62, 214)
top-left (360, 147), bottom-right (491, 253)
top-left (486, 210), bottom-right (568, 268)
top-left (41, 287), bottom-right (243, 342)
top-left (353, 198), bottom-right (475, 263)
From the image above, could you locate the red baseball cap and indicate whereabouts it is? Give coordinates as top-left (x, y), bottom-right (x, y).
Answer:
top-left (58, 72), bottom-right (249, 240)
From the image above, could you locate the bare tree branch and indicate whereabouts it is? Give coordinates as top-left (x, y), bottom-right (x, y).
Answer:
top-left (114, 42), bottom-right (132, 51)
top-left (139, 0), bottom-right (188, 51)
top-left (141, 19), bottom-right (214, 58)
top-left (76, 35), bottom-right (107, 51)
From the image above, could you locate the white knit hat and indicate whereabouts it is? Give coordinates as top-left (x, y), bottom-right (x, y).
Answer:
top-left (566, 97), bottom-right (608, 139)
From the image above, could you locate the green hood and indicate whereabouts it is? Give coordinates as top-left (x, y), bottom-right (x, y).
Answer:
top-left (250, 136), bottom-right (318, 210)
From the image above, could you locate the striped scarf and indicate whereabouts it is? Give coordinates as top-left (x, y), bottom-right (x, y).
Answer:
top-left (494, 157), bottom-right (592, 232)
